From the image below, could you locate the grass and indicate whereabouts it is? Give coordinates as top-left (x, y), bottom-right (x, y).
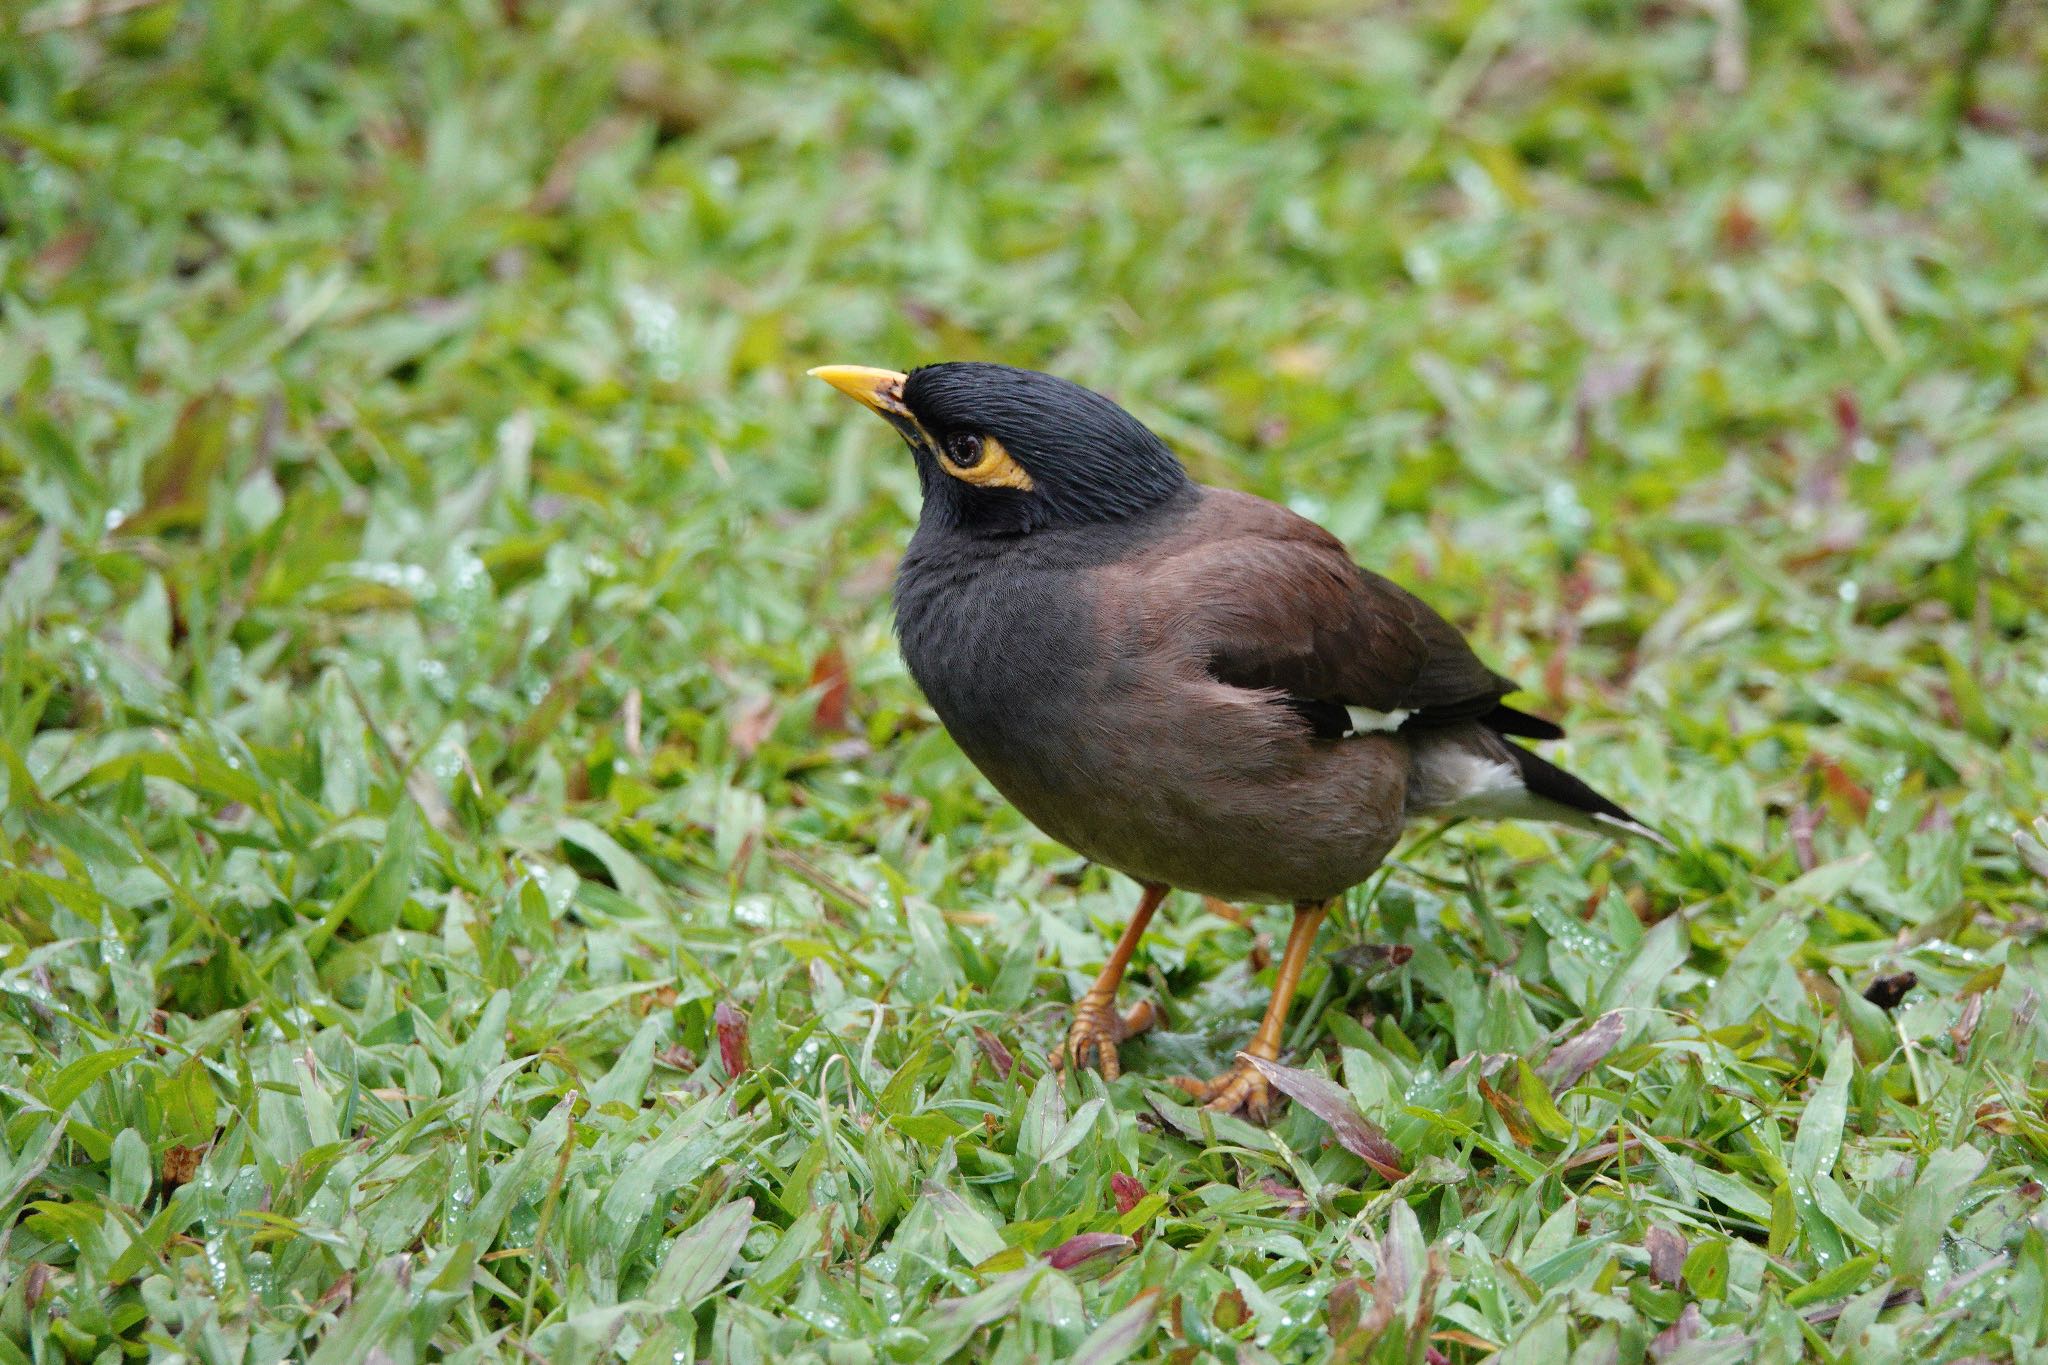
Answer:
top-left (3, 0), bottom-right (2047, 1359)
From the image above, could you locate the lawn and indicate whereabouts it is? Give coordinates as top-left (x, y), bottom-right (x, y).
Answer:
top-left (3, 0), bottom-right (2047, 1360)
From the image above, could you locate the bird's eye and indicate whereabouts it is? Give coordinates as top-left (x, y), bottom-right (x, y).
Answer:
top-left (936, 431), bottom-right (1035, 492)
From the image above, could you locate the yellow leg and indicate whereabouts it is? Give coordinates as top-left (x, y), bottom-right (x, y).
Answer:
top-left (1054, 882), bottom-right (1168, 1080)
top-left (1172, 900), bottom-right (1329, 1122)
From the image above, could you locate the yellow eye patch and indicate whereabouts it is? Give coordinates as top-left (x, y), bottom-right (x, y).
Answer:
top-left (939, 434), bottom-right (1034, 491)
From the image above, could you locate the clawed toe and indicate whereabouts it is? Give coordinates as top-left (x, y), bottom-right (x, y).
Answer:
top-left (1054, 994), bottom-right (1158, 1080)
top-left (1171, 1053), bottom-right (1276, 1124)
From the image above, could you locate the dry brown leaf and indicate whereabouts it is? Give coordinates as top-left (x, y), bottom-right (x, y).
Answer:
top-left (161, 1143), bottom-right (208, 1190)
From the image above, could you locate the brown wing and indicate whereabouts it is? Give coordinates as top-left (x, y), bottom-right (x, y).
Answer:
top-left (1140, 490), bottom-right (1559, 736)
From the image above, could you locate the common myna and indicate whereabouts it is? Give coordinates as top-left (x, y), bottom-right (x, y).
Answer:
top-left (812, 361), bottom-right (1658, 1120)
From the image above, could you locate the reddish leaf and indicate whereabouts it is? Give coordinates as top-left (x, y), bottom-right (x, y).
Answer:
top-left (973, 1027), bottom-right (1014, 1081)
top-left (1812, 755), bottom-right (1871, 818)
top-left (1789, 802), bottom-right (1820, 872)
top-left (1651, 1303), bottom-right (1703, 1360)
top-left (136, 391), bottom-right (232, 531)
top-left (713, 1001), bottom-right (748, 1077)
top-left (1329, 1276), bottom-right (1397, 1352)
top-left (1111, 1172), bottom-right (1145, 1216)
top-left (1645, 1225), bottom-right (1687, 1286)
top-left (1718, 196), bottom-right (1762, 252)
top-left (1965, 103), bottom-right (2021, 133)
top-left (32, 226), bottom-right (93, 281)
top-left (1831, 389), bottom-right (1862, 441)
top-left (1979, 1101), bottom-right (2019, 1136)
top-left (1046, 1232), bottom-right (1133, 1271)
top-left (809, 644), bottom-right (852, 733)
top-left (1328, 1278), bottom-right (1365, 1340)
top-left (1240, 1054), bottom-right (1406, 1180)
top-left (729, 695), bottom-right (777, 758)
top-left (1951, 991), bottom-right (1986, 1052)
top-left (1258, 1178), bottom-right (1309, 1215)
top-left (1477, 1074), bottom-right (1537, 1148)
top-left (1539, 1011), bottom-right (1625, 1089)
top-left (314, 1272), bottom-right (354, 1310)
top-left (22, 1263), bottom-right (54, 1312)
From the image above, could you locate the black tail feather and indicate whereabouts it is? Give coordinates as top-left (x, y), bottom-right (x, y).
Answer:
top-left (1484, 703), bottom-right (1566, 741)
top-left (1504, 742), bottom-right (1646, 830)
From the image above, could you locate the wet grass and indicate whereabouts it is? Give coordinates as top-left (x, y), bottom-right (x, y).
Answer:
top-left (3, 0), bottom-right (2047, 1360)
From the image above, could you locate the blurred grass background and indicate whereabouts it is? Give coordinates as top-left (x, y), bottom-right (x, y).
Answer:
top-left (3, 0), bottom-right (2047, 1360)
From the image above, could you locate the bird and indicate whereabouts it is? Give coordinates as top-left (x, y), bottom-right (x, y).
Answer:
top-left (810, 360), bottom-right (1660, 1120)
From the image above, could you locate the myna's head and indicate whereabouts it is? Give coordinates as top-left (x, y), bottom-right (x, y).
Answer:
top-left (810, 361), bottom-right (1189, 535)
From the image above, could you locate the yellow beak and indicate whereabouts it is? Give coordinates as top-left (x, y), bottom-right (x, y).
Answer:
top-left (808, 365), bottom-right (912, 419)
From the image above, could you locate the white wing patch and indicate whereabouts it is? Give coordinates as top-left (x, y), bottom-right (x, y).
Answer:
top-left (1344, 705), bottom-right (1413, 734)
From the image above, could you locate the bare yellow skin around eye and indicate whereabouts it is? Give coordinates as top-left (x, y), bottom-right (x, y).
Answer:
top-left (939, 434), bottom-right (1034, 492)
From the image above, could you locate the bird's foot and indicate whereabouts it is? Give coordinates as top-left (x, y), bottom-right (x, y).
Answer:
top-left (1053, 992), bottom-right (1158, 1080)
top-left (1171, 1052), bottom-right (1276, 1124)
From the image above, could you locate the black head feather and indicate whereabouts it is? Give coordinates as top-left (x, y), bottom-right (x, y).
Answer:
top-left (897, 363), bottom-right (1190, 535)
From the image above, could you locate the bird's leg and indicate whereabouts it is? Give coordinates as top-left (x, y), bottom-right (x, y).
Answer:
top-left (1172, 899), bottom-right (1330, 1122)
top-left (1055, 882), bottom-right (1168, 1080)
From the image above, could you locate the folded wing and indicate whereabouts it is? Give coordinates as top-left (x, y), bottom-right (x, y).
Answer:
top-left (1146, 490), bottom-right (1561, 741)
